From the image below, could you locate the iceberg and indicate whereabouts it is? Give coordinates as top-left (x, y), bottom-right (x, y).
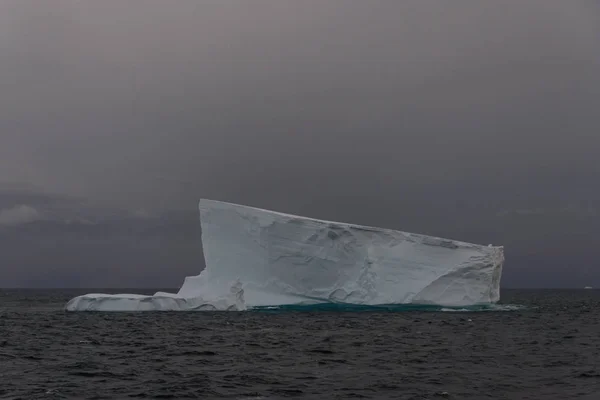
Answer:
top-left (65, 199), bottom-right (504, 311)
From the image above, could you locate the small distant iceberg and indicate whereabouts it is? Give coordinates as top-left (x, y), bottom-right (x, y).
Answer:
top-left (66, 199), bottom-right (504, 311)
top-left (584, 286), bottom-right (593, 290)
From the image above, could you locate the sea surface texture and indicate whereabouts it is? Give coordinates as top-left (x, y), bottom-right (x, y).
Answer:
top-left (0, 289), bottom-right (599, 399)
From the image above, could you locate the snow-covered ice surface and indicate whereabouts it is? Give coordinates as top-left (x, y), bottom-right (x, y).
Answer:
top-left (66, 199), bottom-right (504, 311)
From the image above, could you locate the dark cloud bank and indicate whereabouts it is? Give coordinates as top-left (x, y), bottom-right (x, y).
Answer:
top-left (0, 1), bottom-right (599, 288)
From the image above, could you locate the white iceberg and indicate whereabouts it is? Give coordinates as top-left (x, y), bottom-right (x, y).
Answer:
top-left (66, 199), bottom-right (504, 311)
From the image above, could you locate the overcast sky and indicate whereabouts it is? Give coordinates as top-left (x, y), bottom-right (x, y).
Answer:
top-left (1, 1), bottom-right (599, 288)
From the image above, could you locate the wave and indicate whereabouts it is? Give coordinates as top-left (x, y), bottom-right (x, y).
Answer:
top-left (249, 303), bottom-right (525, 312)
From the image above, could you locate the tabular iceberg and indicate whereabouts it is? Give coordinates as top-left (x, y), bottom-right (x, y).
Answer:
top-left (65, 199), bottom-right (504, 311)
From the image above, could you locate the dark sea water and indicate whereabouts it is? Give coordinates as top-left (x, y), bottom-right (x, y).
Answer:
top-left (0, 289), bottom-right (599, 400)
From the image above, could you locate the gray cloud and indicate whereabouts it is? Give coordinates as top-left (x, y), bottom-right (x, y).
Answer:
top-left (0, 205), bottom-right (41, 226)
top-left (0, 1), bottom-right (599, 287)
top-left (0, 186), bottom-right (202, 288)
top-left (0, 0), bottom-right (598, 210)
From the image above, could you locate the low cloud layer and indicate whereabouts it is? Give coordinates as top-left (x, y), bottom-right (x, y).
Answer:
top-left (0, 205), bottom-right (41, 226)
top-left (0, 186), bottom-right (599, 289)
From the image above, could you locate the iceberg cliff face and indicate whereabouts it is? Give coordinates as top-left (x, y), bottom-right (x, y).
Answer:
top-left (65, 199), bottom-right (503, 311)
top-left (181, 200), bottom-right (503, 307)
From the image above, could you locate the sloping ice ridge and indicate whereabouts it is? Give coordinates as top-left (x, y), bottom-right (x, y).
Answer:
top-left (65, 199), bottom-right (504, 311)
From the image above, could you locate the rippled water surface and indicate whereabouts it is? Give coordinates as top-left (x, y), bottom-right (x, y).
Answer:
top-left (1, 289), bottom-right (599, 399)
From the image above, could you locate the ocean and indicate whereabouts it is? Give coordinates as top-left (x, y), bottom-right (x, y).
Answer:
top-left (0, 289), bottom-right (598, 399)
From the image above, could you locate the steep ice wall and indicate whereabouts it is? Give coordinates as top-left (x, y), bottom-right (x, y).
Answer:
top-left (178, 200), bottom-right (504, 307)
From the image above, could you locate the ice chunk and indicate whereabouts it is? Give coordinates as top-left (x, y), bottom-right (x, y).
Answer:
top-left (65, 199), bottom-right (504, 311)
top-left (65, 280), bottom-right (245, 311)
